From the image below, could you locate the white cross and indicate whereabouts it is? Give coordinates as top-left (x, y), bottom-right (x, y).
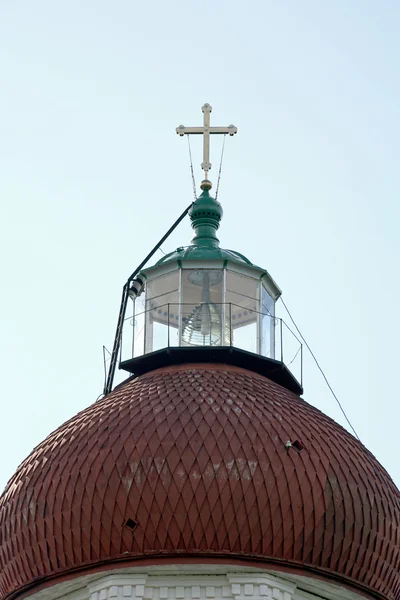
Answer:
top-left (176, 103), bottom-right (237, 185)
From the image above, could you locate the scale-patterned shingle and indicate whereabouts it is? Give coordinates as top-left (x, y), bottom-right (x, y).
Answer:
top-left (0, 364), bottom-right (399, 600)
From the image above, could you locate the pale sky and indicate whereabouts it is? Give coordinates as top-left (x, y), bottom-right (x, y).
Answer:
top-left (1, 1), bottom-right (400, 490)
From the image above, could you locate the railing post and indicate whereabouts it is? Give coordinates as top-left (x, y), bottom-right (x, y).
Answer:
top-left (280, 319), bottom-right (283, 363)
top-left (131, 301), bottom-right (135, 359)
top-left (230, 303), bottom-right (232, 346)
top-left (301, 343), bottom-right (303, 388)
top-left (209, 306), bottom-right (212, 346)
top-left (119, 323), bottom-right (123, 365)
top-left (168, 303), bottom-right (170, 348)
top-left (221, 302), bottom-right (225, 347)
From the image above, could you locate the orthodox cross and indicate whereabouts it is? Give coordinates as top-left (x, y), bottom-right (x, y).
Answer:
top-left (176, 103), bottom-right (237, 186)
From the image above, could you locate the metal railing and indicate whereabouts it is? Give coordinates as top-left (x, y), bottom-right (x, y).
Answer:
top-left (121, 302), bottom-right (303, 386)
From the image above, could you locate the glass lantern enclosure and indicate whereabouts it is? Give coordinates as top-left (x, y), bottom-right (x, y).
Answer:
top-left (128, 264), bottom-right (277, 360)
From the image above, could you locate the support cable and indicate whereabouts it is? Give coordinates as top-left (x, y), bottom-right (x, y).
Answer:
top-left (215, 134), bottom-right (226, 201)
top-left (280, 296), bottom-right (361, 441)
top-left (102, 345), bottom-right (111, 391)
top-left (187, 136), bottom-right (197, 200)
top-left (103, 202), bottom-right (193, 396)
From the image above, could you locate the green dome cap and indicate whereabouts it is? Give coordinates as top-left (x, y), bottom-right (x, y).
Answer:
top-left (153, 183), bottom-right (257, 269)
top-left (189, 186), bottom-right (223, 247)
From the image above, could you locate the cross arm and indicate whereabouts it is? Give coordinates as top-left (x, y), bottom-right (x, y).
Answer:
top-left (176, 126), bottom-right (204, 135)
top-left (210, 125), bottom-right (238, 136)
top-left (176, 124), bottom-right (238, 136)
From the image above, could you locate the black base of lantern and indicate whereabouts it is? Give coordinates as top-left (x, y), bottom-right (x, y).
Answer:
top-left (119, 345), bottom-right (303, 395)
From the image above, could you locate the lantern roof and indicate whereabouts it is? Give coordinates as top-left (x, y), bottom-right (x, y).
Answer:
top-left (140, 187), bottom-right (281, 301)
top-left (156, 186), bottom-right (244, 265)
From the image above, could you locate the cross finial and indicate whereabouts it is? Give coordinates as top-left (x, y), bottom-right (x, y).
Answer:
top-left (176, 103), bottom-right (237, 190)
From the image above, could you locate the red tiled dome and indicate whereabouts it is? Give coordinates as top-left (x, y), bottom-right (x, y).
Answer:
top-left (1, 364), bottom-right (399, 600)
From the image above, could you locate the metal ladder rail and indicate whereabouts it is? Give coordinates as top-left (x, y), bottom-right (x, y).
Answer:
top-left (103, 203), bottom-right (193, 396)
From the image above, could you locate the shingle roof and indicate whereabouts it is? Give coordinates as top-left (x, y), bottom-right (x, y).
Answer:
top-left (0, 364), bottom-right (399, 600)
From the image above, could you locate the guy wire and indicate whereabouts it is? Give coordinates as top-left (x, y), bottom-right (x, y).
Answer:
top-left (280, 296), bottom-right (361, 441)
top-left (187, 136), bottom-right (197, 200)
top-left (215, 134), bottom-right (226, 201)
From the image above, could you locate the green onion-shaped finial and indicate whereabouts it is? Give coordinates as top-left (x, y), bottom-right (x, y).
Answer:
top-left (189, 183), bottom-right (223, 247)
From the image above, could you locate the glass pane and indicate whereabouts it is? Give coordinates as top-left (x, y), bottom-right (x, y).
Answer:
top-left (226, 271), bottom-right (259, 353)
top-left (232, 319), bottom-right (257, 353)
top-left (261, 285), bottom-right (275, 358)
top-left (181, 269), bottom-right (223, 346)
top-left (121, 297), bottom-right (138, 361)
top-left (226, 270), bottom-right (259, 307)
top-left (144, 271), bottom-right (179, 353)
top-left (133, 292), bottom-right (146, 358)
